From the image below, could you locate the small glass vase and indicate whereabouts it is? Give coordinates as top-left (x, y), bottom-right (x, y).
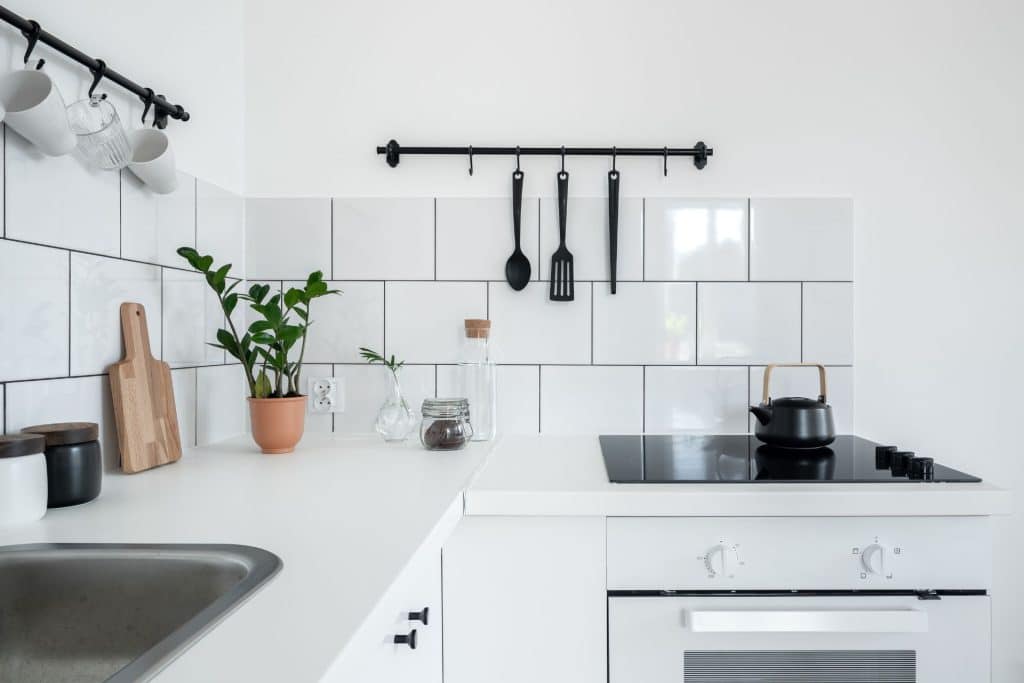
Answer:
top-left (375, 369), bottom-right (417, 442)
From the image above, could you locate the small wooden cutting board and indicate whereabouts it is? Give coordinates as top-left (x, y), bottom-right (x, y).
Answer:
top-left (108, 302), bottom-right (182, 473)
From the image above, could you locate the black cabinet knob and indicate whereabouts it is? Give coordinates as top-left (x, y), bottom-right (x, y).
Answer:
top-left (394, 629), bottom-right (417, 650)
top-left (408, 607), bottom-right (429, 625)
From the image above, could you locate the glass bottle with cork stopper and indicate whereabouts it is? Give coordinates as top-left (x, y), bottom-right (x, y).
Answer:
top-left (458, 318), bottom-right (497, 441)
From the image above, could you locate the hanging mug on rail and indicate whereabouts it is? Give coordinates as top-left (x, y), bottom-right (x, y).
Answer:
top-left (66, 95), bottom-right (132, 170)
top-left (125, 94), bottom-right (178, 194)
top-left (0, 62), bottom-right (76, 156)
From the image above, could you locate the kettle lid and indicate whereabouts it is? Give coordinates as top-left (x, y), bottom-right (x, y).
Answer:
top-left (772, 395), bottom-right (829, 408)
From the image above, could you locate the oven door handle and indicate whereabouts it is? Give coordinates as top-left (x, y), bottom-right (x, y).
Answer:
top-left (687, 609), bottom-right (929, 633)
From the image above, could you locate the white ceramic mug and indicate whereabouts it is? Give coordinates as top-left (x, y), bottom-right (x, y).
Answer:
top-left (0, 66), bottom-right (75, 156)
top-left (127, 128), bottom-right (178, 194)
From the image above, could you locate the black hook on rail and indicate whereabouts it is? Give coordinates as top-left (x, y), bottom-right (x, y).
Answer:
top-left (611, 146), bottom-right (617, 173)
top-left (663, 146), bottom-right (669, 176)
top-left (87, 59), bottom-right (106, 98)
top-left (467, 145), bottom-right (474, 176)
top-left (515, 146), bottom-right (521, 172)
top-left (140, 88), bottom-right (154, 125)
top-left (21, 18), bottom-right (42, 68)
top-left (560, 146), bottom-right (566, 173)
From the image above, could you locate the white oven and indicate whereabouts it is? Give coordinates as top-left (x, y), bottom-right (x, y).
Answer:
top-left (606, 516), bottom-right (993, 683)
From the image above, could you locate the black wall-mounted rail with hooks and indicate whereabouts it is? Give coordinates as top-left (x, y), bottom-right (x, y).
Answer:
top-left (377, 139), bottom-right (713, 175)
top-left (0, 4), bottom-right (190, 128)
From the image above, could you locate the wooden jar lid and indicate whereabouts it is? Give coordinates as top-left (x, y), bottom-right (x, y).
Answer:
top-left (0, 433), bottom-right (46, 459)
top-left (465, 318), bottom-right (491, 338)
top-left (21, 422), bottom-right (99, 447)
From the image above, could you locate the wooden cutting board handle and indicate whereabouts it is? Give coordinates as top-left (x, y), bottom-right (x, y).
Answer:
top-left (109, 302), bottom-right (183, 473)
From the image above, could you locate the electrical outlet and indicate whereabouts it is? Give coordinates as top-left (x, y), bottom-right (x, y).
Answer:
top-left (308, 377), bottom-right (344, 413)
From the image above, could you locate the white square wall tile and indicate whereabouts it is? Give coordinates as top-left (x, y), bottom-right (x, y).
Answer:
top-left (70, 254), bottom-right (162, 375)
top-left (541, 366), bottom-right (643, 435)
top-left (333, 364), bottom-right (435, 435)
top-left (299, 364), bottom-right (334, 435)
top-left (593, 282), bottom-right (696, 365)
top-left (644, 198), bottom-right (748, 281)
top-left (436, 198), bottom-right (540, 281)
top-left (246, 198), bottom-right (331, 280)
top-left (5, 133), bottom-right (120, 256)
top-left (488, 282), bottom-right (591, 364)
top-left (121, 171), bottom-right (196, 267)
top-left (437, 364), bottom-right (540, 435)
top-left (284, 281), bottom-right (382, 364)
top-left (171, 368), bottom-right (197, 448)
top-left (385, 282), bottom-right (486, 363)
top-left (698, 283), bottom-right (801, 365)
top-left (750, 198), bottom-right (853, 281)
top-left (5, 376), bottom-right (120, 471)
top-left (645, 366), bottom-right (749, 433)
top-left (334, 198), bottom-right (434, 280)
top-left (540, 197), bottom-right (642, 281)
top-left (163, 269), bottom-right (223, 367)
top-left (749, 365), bottom-right (854, 434)
top-left (0, 240), bottom-right (69, 382)
top-left (196, 181), bottom-right (245, 278)
top-left (803, 283), bottom-right (854, 365)
top-left (197, 365), bottom-right (248, 445)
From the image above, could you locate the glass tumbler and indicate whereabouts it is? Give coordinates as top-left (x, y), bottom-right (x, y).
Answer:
top-left (66, 95), bottom-right (132, 170)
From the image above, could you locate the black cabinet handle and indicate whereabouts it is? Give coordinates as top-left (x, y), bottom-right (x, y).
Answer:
top-left (408, 607), bottom-right (429, 625)
top-left (394, 629), bottom-right (417, 650)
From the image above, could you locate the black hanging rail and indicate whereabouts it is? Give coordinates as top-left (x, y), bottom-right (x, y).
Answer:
top-left (377, 139), bottom-right (713, 175)
top-left (0, 4), bottom-right (189, 127)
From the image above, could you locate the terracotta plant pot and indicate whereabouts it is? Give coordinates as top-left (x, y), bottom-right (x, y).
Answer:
top-left (248, 396), bottom-right (306, 454)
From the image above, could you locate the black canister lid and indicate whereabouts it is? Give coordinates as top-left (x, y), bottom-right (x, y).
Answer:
top-left (0, 433), bottom-right (47, 459)
top-left (21, 422), bottom-right (99, 447)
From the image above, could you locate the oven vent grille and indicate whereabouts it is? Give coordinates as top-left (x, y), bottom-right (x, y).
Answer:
top-left (683, 649), bottom-right (916, 682)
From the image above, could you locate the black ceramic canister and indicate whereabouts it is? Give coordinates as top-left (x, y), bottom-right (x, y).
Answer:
top-left (21, 422), bottom-right (102, 508)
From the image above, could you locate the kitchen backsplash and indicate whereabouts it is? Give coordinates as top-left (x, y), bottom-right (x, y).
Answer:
top-left (1, 123), bottom-right (853, 462)
top-left (245, 194), bottom-right (853, 437)
top-left (0, 128), bottom-right (247, 470)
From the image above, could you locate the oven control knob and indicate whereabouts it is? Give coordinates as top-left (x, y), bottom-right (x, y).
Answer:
top-left (860, 543), bottom-right (885, 575)
top-left (703, 544), bottom-right (727, 577)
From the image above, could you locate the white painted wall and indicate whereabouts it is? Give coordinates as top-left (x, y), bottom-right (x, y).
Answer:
top-left (244, 1), bottom-right (1024, 679)
top-left (2, 0), bottom-right (245, 192)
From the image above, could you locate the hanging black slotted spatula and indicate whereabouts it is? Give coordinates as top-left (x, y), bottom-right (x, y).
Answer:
top-left (549, 170), bottom-right (574, 301)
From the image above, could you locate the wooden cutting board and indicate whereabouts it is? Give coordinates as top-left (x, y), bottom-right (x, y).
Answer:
top-left (108, 302), bottom-right (182, 473)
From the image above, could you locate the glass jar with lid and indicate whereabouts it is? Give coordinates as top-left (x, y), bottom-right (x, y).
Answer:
top-left (420, 398), bottom-right (473, 451)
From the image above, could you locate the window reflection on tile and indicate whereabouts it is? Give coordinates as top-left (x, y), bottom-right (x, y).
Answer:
top-left (646, 199), bottom-right (748, 281)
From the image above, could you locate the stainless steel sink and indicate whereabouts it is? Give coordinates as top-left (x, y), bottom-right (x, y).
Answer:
top-left (0, 543), bottom-right (282, 682)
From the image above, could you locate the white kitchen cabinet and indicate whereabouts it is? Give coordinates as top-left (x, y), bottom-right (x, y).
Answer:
top-left (323, 545), bottom-right (442, 683)
top-left (442, 516), bottom-right (606, 683)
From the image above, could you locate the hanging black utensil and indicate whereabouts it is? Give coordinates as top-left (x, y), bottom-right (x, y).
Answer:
top-left (505, 169), bottom-right (531, 290)
top-left (608, 167), bottom-right (620, 294)
top-left (549, 170), bottom-right (574, 301)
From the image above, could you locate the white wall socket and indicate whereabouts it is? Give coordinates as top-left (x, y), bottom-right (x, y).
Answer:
top-left (308, 377), bottom-right (344, 413)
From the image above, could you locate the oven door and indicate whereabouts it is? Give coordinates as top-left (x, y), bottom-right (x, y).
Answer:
top-left (608, 594), bottom-right (989, 683)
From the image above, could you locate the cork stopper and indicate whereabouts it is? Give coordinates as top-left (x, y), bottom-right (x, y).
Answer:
top-left (465, 318), bottom-right (491, 339)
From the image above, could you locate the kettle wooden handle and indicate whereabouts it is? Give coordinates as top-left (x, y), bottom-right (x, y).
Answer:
top-left (762, 363), bottom-right (828, 404)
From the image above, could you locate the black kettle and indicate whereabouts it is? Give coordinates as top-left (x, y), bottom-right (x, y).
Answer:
top-left (749, 364), bottom-right (835, 449)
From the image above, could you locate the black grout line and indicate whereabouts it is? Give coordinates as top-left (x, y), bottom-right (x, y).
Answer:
top-left (160, 268), bottom-right (165, 363)
top-left (0, 236), bottom-right (208, 275)
top-left (641, 366), bottom-right (646, 433)
top-left (193, 368), bottom-right (199, 447)
top-left (330, 198), bottom-right (335, 279)
top-left (240, 276), bottom-right (854, 284)
top-left (2, 125), bottom-right (6, 239)
top-left (67, 250), bottom-right (72, 375)
top-left (694, 282), bottom-right (699, 364)
top-left (382, 281), bottom-right (387, 356)
top-left (800, 281), bottom-right (805, 362)
top-left (590, 282), bottom-right (594, 364)
top-left (193, 176), bottom-right (198, 249)
top-left (486, 282), bottom-right (490, 319)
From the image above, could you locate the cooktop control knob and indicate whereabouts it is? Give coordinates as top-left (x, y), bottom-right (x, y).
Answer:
top-left (860, 543), bottom-right (885, 575)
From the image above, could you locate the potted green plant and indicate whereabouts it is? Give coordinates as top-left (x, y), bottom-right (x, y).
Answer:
top-left (177, 247), bottom-right (340, 454)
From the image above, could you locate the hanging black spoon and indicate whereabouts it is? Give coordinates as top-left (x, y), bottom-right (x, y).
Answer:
top-left (505, 169), bottom-right (531, 290)
top-left (608, 166), bottom-right (620, 294)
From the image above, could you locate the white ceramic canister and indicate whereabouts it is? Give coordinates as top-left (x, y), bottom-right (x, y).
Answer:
top-left (0, 433), bottom-right (48, 526)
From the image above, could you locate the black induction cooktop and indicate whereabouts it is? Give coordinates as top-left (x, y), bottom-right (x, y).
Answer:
top-left (600, 435), bottom-right (981, 484)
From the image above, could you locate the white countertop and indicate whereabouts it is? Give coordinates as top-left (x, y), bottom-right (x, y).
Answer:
top-left (0, 434), bottom-right (488, 683)
top-left (0, 432), bottom-right (1010, 681)
top-left (464, 435), bottom-right (1012, 517)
